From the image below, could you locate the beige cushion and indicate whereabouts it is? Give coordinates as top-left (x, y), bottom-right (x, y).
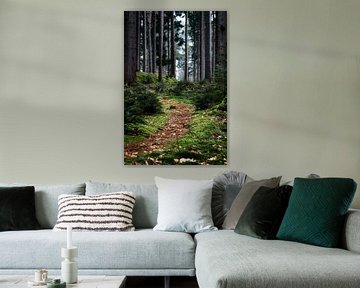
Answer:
top-left (222, 176), bottom-right (281, 229)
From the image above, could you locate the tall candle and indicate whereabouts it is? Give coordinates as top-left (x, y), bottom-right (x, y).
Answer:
top-left (67, 225), bottom-right (72, 249)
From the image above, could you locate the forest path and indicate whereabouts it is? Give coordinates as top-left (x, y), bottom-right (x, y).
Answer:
top-left (124, 98), bottom-right (193, 158)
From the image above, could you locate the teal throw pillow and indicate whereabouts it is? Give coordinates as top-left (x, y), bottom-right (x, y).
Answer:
top-left (277, 178), bottom-right (357, 247)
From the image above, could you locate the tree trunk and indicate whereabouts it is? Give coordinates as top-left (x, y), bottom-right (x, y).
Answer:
top-left (170, 11), bottom-right (176, 78)
top-left (152, 11), bottom-right (157, 74)
top-left (212, 11), bottom-right (216, 79)
top-left (158, 11), bottom-right (164, 82)
top-left (197, 15), bottom-right (201, 82)
top-left (136, 12), bottom-right (140, 72)
top-left (142, 11), bottom-right (147, 72)
top-left (147, 12), bottom-right (153, 73)
top-left (215, 11), bottom-right (227, 86)
top-left (184, 11), bottom-right (188, 81)
top-left (200, 12), bottom-right (206, 81)
top-left (124, 11), bottom-right (137, 84)
top-left (204, 11), bottom-right (211, 81)
top-left (167, 13), bottom-right (171, 76)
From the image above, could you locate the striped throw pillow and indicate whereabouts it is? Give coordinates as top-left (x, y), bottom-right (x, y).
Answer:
top-left (53, 192), bottom-right (136, 231)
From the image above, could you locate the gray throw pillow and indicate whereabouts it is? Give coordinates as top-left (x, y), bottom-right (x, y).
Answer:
top-left (222, 176), bottom-right (281, 230)
top-left (212, 171), bottom-right (250, 228)
top-left (283, 173), bottom-right (320, 186)
top-left (153, 177), bottom-right (217, 233)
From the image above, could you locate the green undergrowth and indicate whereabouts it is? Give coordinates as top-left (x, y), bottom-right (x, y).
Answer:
top-left (125, 109), bottom-right (227, 165)
top-left (124, 72), bottom-right (227, 165)
top-left (124, 113), bottom-right (168, 144)
top-left (124, 98), bottom-right (191, 144)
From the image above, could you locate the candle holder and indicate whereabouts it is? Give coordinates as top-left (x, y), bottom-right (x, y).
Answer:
top-left (61, 247), bottom-right (78, 284)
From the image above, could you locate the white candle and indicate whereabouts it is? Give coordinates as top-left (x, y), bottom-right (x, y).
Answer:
top-left (67, 225), bottom-right (72, 249)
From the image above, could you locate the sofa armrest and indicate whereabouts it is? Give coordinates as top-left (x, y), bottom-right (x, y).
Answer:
top-left (342, 209), bottom-right (360, 253)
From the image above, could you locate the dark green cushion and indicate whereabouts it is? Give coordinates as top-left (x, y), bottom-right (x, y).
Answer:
top-left (0, 186), bottom-right (41, 231)
top-left (277, 178), bottom-right (357, 247)
top-left (235, 185), bottom-right (292, 239)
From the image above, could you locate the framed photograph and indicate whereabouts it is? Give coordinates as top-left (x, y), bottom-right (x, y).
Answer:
top-left (124, 11), bottom-right (227, 165)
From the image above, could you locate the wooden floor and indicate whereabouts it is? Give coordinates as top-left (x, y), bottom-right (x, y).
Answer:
top-left (126, 276), bottom-right (199, 288)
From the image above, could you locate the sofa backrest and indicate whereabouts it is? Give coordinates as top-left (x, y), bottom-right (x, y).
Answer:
top-left (86, 181), bottom-right (158, 229)
top-left (341, 209), bottom-right (360, 253)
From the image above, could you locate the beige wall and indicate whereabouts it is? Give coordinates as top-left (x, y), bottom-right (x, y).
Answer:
top-left (0, 0), bottom-right (359, 207)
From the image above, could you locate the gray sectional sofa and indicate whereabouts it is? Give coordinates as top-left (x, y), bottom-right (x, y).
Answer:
top-left (1, 180), bottom-right (360, 288)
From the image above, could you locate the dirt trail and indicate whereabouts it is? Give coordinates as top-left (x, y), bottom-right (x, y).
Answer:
top-left (124, 100), bottom-right (192, 158)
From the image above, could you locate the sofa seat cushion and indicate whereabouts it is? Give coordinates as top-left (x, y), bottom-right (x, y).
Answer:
top-left (0, 229), bottom-right (195, 271)
top-left (195, 230), bottom-right (360, 288)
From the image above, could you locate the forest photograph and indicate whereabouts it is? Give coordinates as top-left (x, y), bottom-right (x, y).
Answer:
top-left (124, 11), bottom-right (227, 165)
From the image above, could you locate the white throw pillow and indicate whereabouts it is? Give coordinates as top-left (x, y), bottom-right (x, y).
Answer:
top-left (53, 192), bottom-right (135, 232)
top-left (153, 177), bottom-right (217, 233)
